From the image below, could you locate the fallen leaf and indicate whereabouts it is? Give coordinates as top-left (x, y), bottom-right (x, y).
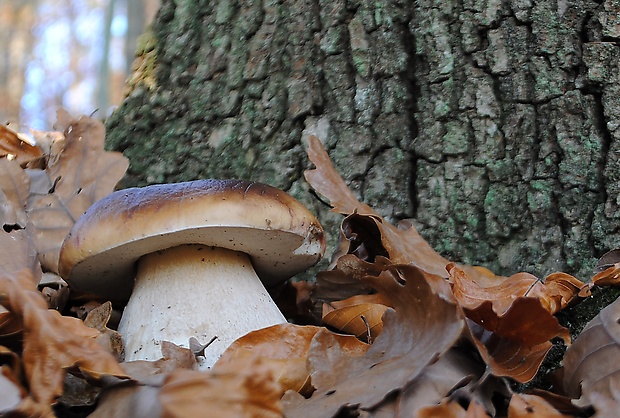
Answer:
top-left (217, 323), bottom-right (368, 396)
top-left (27, 110), bottom-right (128, 273)
top-left (0, 159), bottom-right (30, 230)
top-left (314, 254), bottom-right (391, 303)
top-left (322, 296), bottom-right (388, 342)
top-left (449, 263), bottom-right (585, 315)
top-left (160, 355), bottom-right (283, 418)
top-left (0, 227), bottom-right (40, 341)
top-left (282, 265), bottom-right (465, 418)
top-left (304, 136), bottom-right (505, 288)
top-left (562, 295), bottom-right (620, 407)
top-left (38, 272), bottom-right (69, 311)
top-left (507, 393), bottom-right (570, 417)
top-left (395, 347), bottom-right (487, 416)
top-left (0, 125), bottom-right (43, 168)
top-left (415, 397), bottom-right (490, 418)
top-left (472, 322), bottom-right (554, 385)
top-left (0, 268), bottom-right (129, 407)
top-left (83, 301), bottom-right (124, 361)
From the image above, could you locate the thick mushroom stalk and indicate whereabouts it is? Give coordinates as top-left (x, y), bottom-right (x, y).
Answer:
top-left (119, 244), bottom-right (285, 368)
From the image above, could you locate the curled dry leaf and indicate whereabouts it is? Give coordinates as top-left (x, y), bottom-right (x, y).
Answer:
top-left (217, 323), bottom-right (368, 396)
top-left (0, 124), bottom-right (43, 168)
top-left (322, 294), bottom-right (389, 342)
top-left (0, 158), bottom-right (30, 230)
top-left (83, 301), bottom-right (124, 361)
top-left (160, 355), bottom-right (283, 418)
top-left (449, 263), bottom-right (585, 316)
top-left (0, 227), bottom-right (40, 341)
top-left (27, 110), bottom-right (129, 273)
top-left (444, 263), bottom-right (571, 383)
top-left (562, 295), bottom-right (620, 408)
top-left (591, 250), bottom-right (620, 287)
top-left (394, 347), bottom-right (491, 417)
top-left (305, 135), bottom-right (490, 281)
top-left (282, 265), bottom-right (465, 418)
top-left (0, 268), bottom-right (129, 407)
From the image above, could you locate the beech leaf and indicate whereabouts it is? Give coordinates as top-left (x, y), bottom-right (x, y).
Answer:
top-left (217, 323), bottom-right (368, 396)
top-left (448, 263), bottom-right (584, 316)
top-left (562, 295), bottom-right (620, 408)
top-left (322, 296), bottom-right (388, 342)
top-left (27, 110), bottom-right (128, 273)
top-left (159, 355), bottom-right (283, 418)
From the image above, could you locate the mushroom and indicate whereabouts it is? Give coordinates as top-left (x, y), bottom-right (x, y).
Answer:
top-left (59, 179), bottom-right (325, 368)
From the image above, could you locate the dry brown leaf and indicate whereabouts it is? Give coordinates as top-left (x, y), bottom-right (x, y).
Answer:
top-left (507, 393), bottom-right (571, 417)
top-left (449, 264), bottom-right (584, 315)
top-left (27, 110), bottom-right (128, 273)
top-left (89, 380), bottom-right (163, 418)
top-left (592, 262), bottom-right (620, 287)
top-left (121, 341), bottom-right (198, 382)
top-left (314, 254), bottom-right (392, 303)
top-left (0, 227), bottom-right (41, 341)
top-left (37, 272), bottom-right (69, 311)
top-left (415, 398), bottom-right (490, 418)
top-left (0, 159), bottom-right (30, 231)
top-left (282, 265), bottom-right (465, 418)
top-left (469, 321), bottom-right (554, 384)
top-left (0, 125), bottom-right (43, 168)
top-left (0, 268), bottom-right (129, 407)
top-left (160, 355), bottom-right (283, 418)
top-left (217, 323), bottom-right (368, 396)
top-left (83, 301), bottom-right (124, 361)
top-left (322, 296), bottom-right (388, 342)
top-left (562, 295), bottom-right (620, 408)
top-left (395, 347), bottom-right (487, 417)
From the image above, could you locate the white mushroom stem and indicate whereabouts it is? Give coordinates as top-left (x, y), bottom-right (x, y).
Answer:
top-left (117, 244), bottom-right (287, 369)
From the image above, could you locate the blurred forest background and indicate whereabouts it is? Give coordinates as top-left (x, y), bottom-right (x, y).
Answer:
top-left (0, 0), bottom-right (159, 129)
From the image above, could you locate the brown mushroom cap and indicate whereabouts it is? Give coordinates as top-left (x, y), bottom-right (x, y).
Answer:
top-left (59, 179), bottom-right (325, 302)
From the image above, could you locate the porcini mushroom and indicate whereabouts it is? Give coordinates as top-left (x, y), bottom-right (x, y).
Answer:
top-left (59, 179), bottom-right (325, 368)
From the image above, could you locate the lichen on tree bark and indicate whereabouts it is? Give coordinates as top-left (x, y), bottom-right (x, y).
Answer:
top-left (106, 0), bottom-right (620, 282)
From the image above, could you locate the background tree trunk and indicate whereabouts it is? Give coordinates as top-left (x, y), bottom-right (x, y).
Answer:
top-left (106, 0), bottom-right (620, 282)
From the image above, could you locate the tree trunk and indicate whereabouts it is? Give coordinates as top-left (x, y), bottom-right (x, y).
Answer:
top-left (106, 0), bottom-right (620, 283)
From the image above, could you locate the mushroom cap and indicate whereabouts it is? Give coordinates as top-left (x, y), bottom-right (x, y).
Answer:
top-left (59, 179), bottom-right (325, 302)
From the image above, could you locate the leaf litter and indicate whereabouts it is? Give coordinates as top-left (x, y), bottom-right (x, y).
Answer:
top-left (0, 121), bottom-right (617, 417)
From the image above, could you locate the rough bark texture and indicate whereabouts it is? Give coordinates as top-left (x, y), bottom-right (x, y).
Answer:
top-left (106, 0), bottom-right (620, 283)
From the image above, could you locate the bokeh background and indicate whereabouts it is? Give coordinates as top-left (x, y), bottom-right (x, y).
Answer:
top-left (0, 0), bottom-right (159, 130)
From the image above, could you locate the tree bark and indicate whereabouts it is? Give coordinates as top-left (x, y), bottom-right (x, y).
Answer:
top-left (106, 0), bottom-right (620, 282)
